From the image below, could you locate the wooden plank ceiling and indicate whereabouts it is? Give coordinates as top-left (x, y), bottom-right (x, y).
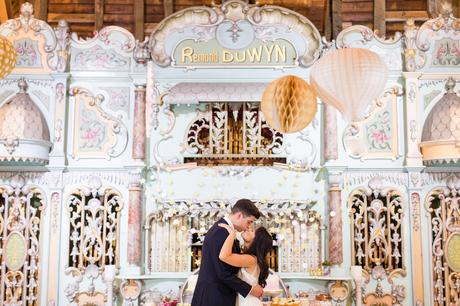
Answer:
top-left (3, 0), bottom-right (460, 40)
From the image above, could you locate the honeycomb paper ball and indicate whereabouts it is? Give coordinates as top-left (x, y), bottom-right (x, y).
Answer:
top-left (0, 35), bottom-right (16, 79)
top-left (261, 75), bottom-right (317, 133)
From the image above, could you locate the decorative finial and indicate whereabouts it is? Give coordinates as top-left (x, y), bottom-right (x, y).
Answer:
top-left (133, 37), bottom-right (151, 64)
top-left (58, 20), bottom-right (68, 27)
top-left (18, 78), bottom-right (28, 93)
top-left (445, 77), bottom-right (456, 93)
top-left (440, 1), bottom-right (452, 18)
top-left (20, 2), bottom-right (33, 18)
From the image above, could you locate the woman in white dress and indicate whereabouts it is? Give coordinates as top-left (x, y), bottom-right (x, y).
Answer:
top-left (218, 224), bottom-right (273, 306)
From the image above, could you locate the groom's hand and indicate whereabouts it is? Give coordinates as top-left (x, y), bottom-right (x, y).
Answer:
top-left (249, 284), bottom-right (264, 298)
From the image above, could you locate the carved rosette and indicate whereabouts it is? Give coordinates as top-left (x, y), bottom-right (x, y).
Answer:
top-left (132, 85), bottom-right (146, 160)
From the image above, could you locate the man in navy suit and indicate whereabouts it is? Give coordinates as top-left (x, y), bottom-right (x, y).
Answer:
top-left (191, 199), bottom-right (264, 306)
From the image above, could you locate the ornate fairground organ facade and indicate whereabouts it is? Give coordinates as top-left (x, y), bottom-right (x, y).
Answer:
top-left (0, 1), bottom-right (459, 305)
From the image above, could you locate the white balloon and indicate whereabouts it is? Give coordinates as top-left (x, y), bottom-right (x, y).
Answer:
top-left (310, 48), bottom-right (388, 122)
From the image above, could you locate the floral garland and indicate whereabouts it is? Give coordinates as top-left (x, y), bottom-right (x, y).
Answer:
top-left (148, 199), bottom-right (321, 236)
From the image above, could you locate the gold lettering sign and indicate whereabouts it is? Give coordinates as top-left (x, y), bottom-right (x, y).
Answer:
top-left (173, 38), bottom-right (297, 68)
top-left (447, 233), bottom-right (460, 272)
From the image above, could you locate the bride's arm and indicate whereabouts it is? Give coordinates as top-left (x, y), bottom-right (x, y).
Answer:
top-left (218, 224), bottom-right (256, 268)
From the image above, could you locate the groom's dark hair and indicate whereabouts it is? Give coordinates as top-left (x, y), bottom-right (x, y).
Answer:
top-left (231, 199), bottom-right (261, 219)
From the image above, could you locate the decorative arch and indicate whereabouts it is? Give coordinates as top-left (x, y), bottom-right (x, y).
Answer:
top-left (148, 0), bottom-right (322, 67)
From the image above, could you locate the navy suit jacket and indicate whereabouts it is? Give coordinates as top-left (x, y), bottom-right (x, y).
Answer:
top-left (191, 218), bottom-right (252, 306)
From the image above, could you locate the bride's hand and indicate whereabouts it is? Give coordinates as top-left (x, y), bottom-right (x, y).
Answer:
top-left (218, 223), bottom-right (236, 236)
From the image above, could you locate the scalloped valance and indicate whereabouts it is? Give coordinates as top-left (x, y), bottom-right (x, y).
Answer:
top-left (162, 82), bottom-right (268, 104)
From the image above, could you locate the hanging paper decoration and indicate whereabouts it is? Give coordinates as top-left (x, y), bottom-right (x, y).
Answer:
top-left (310, 48), bottom-right (388, 122)
top-left (261, 75), bottom-right (317, 133)
top-left (0, 35), bottom-right (16, 79)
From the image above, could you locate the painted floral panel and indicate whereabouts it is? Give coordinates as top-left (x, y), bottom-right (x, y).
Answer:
top-left (78, 103), bottom-right (107, 150)
top-left (14, 39), bottom-right (41, 68)
top-left (71, 45), bottom-right (130, 71)
top-left (365, 103), bottom-right (393, 152)
top-left (432, 38), bottom-right (460, 67)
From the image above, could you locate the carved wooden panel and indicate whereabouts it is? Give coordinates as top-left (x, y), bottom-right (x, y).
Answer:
top-left (68, 187), bottom-right (123, 268)
top-left (0, 183), bottom-right (45, 306)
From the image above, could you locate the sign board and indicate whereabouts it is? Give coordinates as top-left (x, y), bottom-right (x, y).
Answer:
top-left (172, 38), bottom-right (298, 68)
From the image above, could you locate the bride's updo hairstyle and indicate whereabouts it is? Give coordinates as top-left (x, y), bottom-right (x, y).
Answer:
top-left (244, 227), bottom-right (273, 287)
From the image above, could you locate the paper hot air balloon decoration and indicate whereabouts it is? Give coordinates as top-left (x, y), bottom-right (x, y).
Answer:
top-left (0, 35), bottom-right (16, 79)
top-left (261, 75), bottom-right (317, 133)
top-left (310, 48), bottom-right (388, 122)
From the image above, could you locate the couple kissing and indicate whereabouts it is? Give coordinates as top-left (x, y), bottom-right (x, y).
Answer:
top-left (191, 199), bottom-right (273, 306)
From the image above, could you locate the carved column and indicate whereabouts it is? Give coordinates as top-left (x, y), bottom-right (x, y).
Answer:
top-left (408, 172), bottom-right (424, 305)
top-left (128, 184), bottom-right (142, 265)
top-left (146, 61), bottom-right (158, 135)
top-left (328, 173), bottom-right (343, 264)
top-left (46, 172), bottom-right (64, 306)
top-left (132, 84), bottom-right (146, 160)
top-left (403, 72), bottom-right (423, 168)
top-left (324, 104), bottom-right (338, 161)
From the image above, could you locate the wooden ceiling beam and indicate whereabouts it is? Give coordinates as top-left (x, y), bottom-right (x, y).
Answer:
top-left (324, 0), bottom-right (332, 41)
top-left (134, 0), bottom-right (144, 40)
top-left (48, 13), bottom-right (95, 23)
top-left (332, 0), bottom-right (342, 39)
top-left (374, 0), bottom-right (385, 37)
top-left (163, 0), bottom-right (174, 17)
top-left (34, 0), bottom-right (48, 21)
top-left (95, 0), bottom-right (104, 31)
top-left (385, 11), bottom-right (429, 22)
top-left (427, 0), bottom-right (437, 16)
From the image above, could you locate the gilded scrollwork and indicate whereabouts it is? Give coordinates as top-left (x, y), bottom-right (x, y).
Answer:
top-left (404, 3), bottom-right (460, 72)
top-left (426, 178), bottom-right (460, 305)
top-left (67, 187), bottom-right (123, 269)
top-left (64, 264), bottom-right (116, 305)
top-left (0, 180), bottom-right (45, 306)
top-left (349, 177), bottom-right (405, 274)
top-left (336, 25), bottom-right (402, 49)
top-left (362, 266), bottom-right (406, 306)
top-left (183, 102), bottom-right (284, 164)
top-left (403, 19), bottom-right (426, 72)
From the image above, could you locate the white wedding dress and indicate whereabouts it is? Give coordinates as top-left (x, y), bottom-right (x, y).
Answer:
top-left (238, 266), bottom-right (263, 306)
